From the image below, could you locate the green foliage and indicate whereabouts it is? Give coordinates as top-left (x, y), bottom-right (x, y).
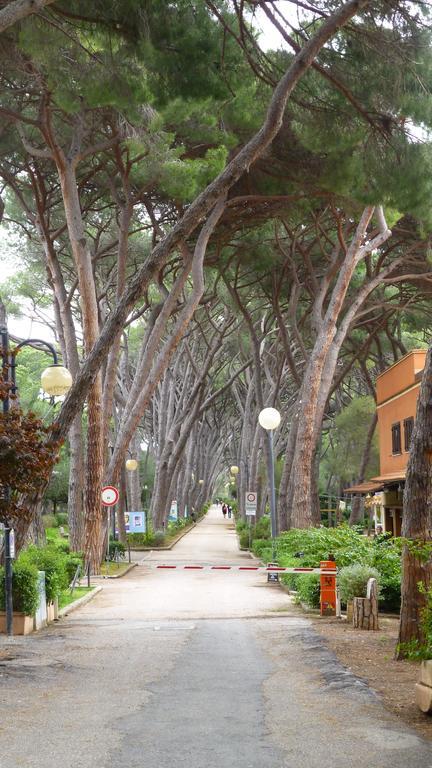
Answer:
top-left (20, 545), bottom-right (69, 602)
top-left (338, 564), bottom-right (380, 604)
top-left (398, 582), bottom-right (432, 660)
top-left (252, 525), bottom-right (402, 611)
top-left (108, 540), bottom-right (126, 560)
top-left (237, 515), bottom-right (270, 549)
top-left (0, 557), bottom-right (39, 615)
top-left (295, 575), bottom-right (321, 609)
top-left (320, 396), bottom-right (379, 493)
top-left (370, 537), bottom-right (402, 611)
top-left (274, 525), bottom-right (372, 567)
top-left (43, 515), bottom-right (59, 529)
top-left (65, 553), bottom-right (84, 583)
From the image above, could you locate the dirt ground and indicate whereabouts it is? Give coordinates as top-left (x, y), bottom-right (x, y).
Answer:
top-left (308, 612), bottom-right (432, 740)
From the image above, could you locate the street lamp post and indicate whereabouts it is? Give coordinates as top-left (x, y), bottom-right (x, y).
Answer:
top-left (258, 407), bottom-right (281, 562)
top-left (0, 309), bottom-right (72, 636)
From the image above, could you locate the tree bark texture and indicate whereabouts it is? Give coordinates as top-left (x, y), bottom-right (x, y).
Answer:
top-left (352, 578), bottom-right (379, 630)
top-left (398, 343), bottom-right (432, 653)
top-left (0, 0), bottom-right (56, 32)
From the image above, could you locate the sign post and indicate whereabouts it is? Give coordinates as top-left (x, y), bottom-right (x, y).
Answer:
top-left (245, 491), bottom-right (257, 552)
top-left (101, 487), bottom-right (119, 566)
top-left (245, 491), bottom-right (257, 516)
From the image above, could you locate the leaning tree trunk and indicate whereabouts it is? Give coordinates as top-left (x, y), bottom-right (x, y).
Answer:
top-left (397, 344), bottom-right (432, 655)
top-left (68, 414), bottom-right (85, 551)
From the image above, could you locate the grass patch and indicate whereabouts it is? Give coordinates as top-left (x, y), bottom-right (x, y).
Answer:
top-left (100, 561), bottom-right (132, 577)
top-left (59, 587), bottom-right (93, 609)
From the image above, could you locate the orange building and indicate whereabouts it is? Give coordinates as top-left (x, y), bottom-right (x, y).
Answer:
top-left (346, 349), bottom-right (426, 536)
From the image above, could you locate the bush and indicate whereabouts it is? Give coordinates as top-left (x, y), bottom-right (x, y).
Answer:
top-left (55, 512), bottom-right (68, 526)
top-left (54, 539), bottom-right (70, 554)
top-left (20, 545), bottom-right (69, 602)
top-left (152, 531), bottom-right (165, 546)
top-left (338, 564), bottom-right (380, 604)
top-left (42, 514), bottom-right (58, 529)
top-left (254, 515), bottom-right (270, 539)
top-left (398, 582), bottom-right (432, 660)
top-left (370, 537), bottom-right (402, 611)
top-left (0, 558), bottom-right (39, 615)
top-left (295, 574), bottom-right (320, 608)
top-left (108, 540), bottom-right (126, 560)
top-left (65, 553), bottom-right (83, 583)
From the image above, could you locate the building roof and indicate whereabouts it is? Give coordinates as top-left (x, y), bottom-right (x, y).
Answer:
top-left (370, 470), bottom-right (406, 484)
top-left (344, 480), bottom-right (384, 494)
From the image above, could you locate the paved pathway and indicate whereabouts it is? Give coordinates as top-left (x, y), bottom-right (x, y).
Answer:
top-left (0, 506), bottom-right (431, 767)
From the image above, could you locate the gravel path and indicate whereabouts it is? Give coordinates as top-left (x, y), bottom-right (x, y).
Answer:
top-left (0, 507), bottom-right (430, 767)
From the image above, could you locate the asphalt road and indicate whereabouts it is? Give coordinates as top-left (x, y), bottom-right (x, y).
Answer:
top-left (0, 506), bottom-right (431, 767)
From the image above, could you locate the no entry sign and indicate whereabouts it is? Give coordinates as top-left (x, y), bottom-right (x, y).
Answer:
top-left (245, 491), bottom-right (257, 516)
top-left (101, 486), bottom-right (119, 506)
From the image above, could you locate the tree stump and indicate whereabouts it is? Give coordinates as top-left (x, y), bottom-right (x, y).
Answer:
top-left (352, 578), bottom-right (379, 630)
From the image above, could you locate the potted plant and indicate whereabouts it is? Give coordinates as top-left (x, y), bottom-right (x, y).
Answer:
top-left (0, 559), bottom-right (39, 635)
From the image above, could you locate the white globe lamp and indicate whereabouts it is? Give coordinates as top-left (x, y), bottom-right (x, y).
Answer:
top-left (41, 364), bottom-right (73, 397)
top-left (258, 407), bottom-right (281, 431)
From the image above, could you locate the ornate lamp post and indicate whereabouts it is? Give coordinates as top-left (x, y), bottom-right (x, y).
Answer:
top-left (0, 307), bottom-right (72, 635)
top-left (258, 407), bottom-right (281, 562)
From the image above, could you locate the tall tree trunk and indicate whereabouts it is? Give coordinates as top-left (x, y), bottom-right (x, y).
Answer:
top-left (59, 162), bottom-right (104, 573)
top-left (397, 344), bottom-right (432, 655)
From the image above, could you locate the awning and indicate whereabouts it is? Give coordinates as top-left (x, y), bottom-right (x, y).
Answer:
top-left (370, 470), bottom-right (406, 484)
top-left (344, 480), bottom-right (384, 494)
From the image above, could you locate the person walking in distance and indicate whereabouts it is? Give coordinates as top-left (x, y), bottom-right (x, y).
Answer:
top-left (227, 505), bottom-right (232, 519)
top-left (222, 503), bottom-right (227, 518)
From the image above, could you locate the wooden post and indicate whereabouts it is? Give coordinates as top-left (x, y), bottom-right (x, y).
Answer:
top-left (352, 577), bottom-right (379, 630)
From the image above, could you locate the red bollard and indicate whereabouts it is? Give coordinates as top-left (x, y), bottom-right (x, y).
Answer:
top-left (320, 560), bottom-right (337, 616)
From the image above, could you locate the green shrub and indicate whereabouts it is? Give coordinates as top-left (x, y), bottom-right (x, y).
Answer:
top-left (295, 574), bottom-right (320, 608)
top-left (108, 540), bottom-right (126, 560)
top-left (254, 515), bottom-right (270, 539)
top-left (65, 553), bottom-right (84, 583)
top-left (55, 513), bottom-right (68, 526)
top-left (20, 545), bottom-right (69, 602)
top-left (54, 539), bottom-right (70, 554)
top-left (42, 514), bottom-right (58, 529)
top-left (398, 582), bottom-right (432, 660)
top-left (338, 564), bottom-right (380, 604)
top-left (152, 531), bottom-right (165, 546)
top-left (371, 538), bottom-right (402, 611)
top-left (239, 530), bottom-right (250, 549)
top-left (0, 558), bottom-right (40, 615)
top-left (127, 532), bottom-right (147, 545)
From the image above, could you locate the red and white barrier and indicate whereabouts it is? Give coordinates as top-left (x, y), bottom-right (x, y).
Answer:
top-left (141, 563), bottom-right (336, 574)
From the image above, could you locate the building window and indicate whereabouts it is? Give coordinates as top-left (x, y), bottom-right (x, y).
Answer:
top-left (404, 417), bottom-right (414, 451)
top-left (391, 422), bottom-right (401, 454)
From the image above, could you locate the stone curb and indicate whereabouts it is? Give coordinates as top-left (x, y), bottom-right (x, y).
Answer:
top-left (58, 586), bottom-right (102, 618)
top-left (92, 562), bottom-right (138, 579)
